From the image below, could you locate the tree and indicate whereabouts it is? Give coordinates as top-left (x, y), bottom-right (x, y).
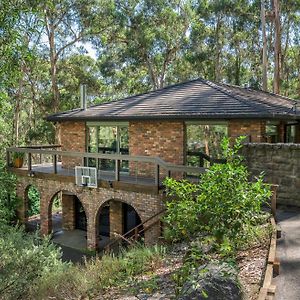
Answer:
top-left (261, 0), bottom-right (268, 91)
top-left (98, 0), bottom-right (193, 92)
top-left (273, 0), bottom-right (281, 94)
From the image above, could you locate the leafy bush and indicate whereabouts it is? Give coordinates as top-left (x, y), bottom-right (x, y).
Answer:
top-left (0, 224), bottom-right (65, 300)
top-left (164, 137), bottom-right (271, 251)
top-left (27, 185), bottom-right (40, 216)
top-left (0, 160), bottom-right (19, 223)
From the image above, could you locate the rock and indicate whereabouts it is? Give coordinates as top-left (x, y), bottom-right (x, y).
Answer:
top-left (179, 262), bottom-right (242, 300)
top-left (137, 294), bottom-right (149, 300)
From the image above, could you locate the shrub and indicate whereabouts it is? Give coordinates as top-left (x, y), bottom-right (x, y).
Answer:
top-left (164, 137), bottom-right (271, 251)
top-left (32, 244), bottom-right (166, 299)
top-left (0, 224), bottom-right (65, 300)
top-left (0, 160), bottom-right (19, 224)
top-left (27, 185), bottom-right (40, 216)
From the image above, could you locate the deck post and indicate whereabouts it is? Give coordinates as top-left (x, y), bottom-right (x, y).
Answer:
top-left (115, 159), bottom-right (120, 181)
top-left (28, 153), bottom-right (32, 172)
top-left (53, 154), bottom-right (57, 174)
top-left (271, 184), bottom-right (278, 219)
top-left (155, 164), bottom-right (160, 189)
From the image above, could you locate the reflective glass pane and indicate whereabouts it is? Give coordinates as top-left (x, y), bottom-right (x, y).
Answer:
top-left (119, 127), bottom-right (129, 172)
top-left (99, 126), bottom-right (117, 170)
top-left (187, 124), bottom-right (227, 167)
top-left (99, 126), bottom-right (117, 152)
top-left (87, 126), bottom-right (97, 167)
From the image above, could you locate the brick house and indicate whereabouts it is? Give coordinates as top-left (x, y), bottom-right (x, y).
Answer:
top-left (8, 78), bottom-right (300, 250)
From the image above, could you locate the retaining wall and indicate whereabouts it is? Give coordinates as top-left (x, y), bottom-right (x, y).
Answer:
top-left (242, 143), bottom-right (300, 206)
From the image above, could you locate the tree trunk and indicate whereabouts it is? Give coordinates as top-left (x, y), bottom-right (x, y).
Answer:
top-left (49, 26), bottom-right (60, 113)
top-left (13, 64), bottom-right (25, 146)
top-left (214, 15), bottom-right (222, 82)
top-left (273, 0), bottom-right (281, 94)
top-left (261, 0), bottom-right (268, 91)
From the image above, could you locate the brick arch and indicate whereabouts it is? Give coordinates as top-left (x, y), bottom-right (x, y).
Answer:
top-left (93, 197), bottom-right (145, 229)
top-left (41, 189), bottom-right (89, 236)
top-left (91, 198), bottom-right (144, 250)
top-left (14, 176), bottom-right (164, 250)
top-left (47, 189), bottom-right (89, 219)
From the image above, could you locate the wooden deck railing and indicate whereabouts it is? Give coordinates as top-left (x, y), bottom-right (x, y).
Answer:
top-left (7, 146), bottom-right (208, 189)
top-left (187, 150), bottom-right (226, 167)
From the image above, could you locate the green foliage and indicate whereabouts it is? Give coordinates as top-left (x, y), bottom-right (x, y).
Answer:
top-left (27, 185), bottom-right (40, 216)
top-left (164, 178), bottom-right (199, 241)
top-left (1, 0), bottom-right (300, 153)
top-left (12, 151), bottom-right (25, 159)
top-left (0, 160), bottom-right (19, 224)
top-left (32, 244), bottom-right (166, 299)
top-left (164, 137), bottom-right (272, 253)
top-left (0, 224), bottom-right (65, 300)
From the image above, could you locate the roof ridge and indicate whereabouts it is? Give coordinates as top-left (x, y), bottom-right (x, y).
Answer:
top-left (46, 78), bottom-right (201, 119)
top-left (87, 78), bottom-right (201, 109)
top-left (222, 82), bottom-right (297, 105)
top-left (199, 78), bottom-right (272, 112)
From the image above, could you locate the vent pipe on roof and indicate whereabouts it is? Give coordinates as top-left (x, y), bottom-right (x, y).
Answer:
top-left (80, 84), bottom-right (87, 110)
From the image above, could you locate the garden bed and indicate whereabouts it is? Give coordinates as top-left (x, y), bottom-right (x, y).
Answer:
top-left (101, 221), bottom-right (274, 300)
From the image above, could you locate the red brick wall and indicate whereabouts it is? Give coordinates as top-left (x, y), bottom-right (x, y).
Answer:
top-left (228, 120), bottom-right (266, 142)
top-left (15, 176), bottom-right (164, 250)
top-left (129, 121), bottom-right (186, 177)
top-left (109, 201), bottom-right (123, 237)
top-left (62, 194), bottom-right (75, 230)
top-left (60, 121), bottom-right (86, 168)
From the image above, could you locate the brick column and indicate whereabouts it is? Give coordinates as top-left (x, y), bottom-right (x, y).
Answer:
top-left (60, 121), bottom-right (86, 168)
top-left (62, 194), bottom-right (75, 230)
top-left (128, 121), bottom-right (186, 178)
top-left (110, 201), bottom-right (123, 238)
top-left (40, 196), bottom-right (52, 236)
top-left (16, 183), bottom-right (27, 224)
top-left (87, 214), bottom-right (96, 250)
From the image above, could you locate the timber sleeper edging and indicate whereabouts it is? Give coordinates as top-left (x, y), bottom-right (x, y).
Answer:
top-left (257, 216), bottom-right (280, 300)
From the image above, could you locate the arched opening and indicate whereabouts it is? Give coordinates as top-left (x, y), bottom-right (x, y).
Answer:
top-left (24, 185), bottom-right (41, 231)
top-left (49, 191), bottom-right (88, 249)
top-left (50, 192), bottom-right (62, 234)
top-left (96, 200), bottom-right (143, 250)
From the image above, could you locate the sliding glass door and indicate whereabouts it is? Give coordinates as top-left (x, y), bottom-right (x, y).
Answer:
top-left (86, 123), bottom-right (129, 172)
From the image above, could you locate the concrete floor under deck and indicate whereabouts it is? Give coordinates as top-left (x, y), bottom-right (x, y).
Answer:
top-left (26, 213), bottom-right (110, 252)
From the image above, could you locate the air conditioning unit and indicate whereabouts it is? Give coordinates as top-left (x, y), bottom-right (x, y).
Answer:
top-left (75, 166), bottom-right (98, 188)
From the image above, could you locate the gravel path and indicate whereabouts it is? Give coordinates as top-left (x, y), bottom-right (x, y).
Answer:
top-left (274, 208), bottom-right (300, 300)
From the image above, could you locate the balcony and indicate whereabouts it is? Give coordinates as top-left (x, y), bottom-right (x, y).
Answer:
top-left (7, 146), bottom-right (206, 193)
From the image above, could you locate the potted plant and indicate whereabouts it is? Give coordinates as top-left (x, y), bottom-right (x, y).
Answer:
top-left (13, 152), bottom-right (25, 168)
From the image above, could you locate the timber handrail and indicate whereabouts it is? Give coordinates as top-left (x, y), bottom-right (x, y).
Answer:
top-left (187, 150), bottom-right (226, 166)
top-left (104, 208), bottom-right (166, 252)
top-left (17, 145), bottom-right (61, 149)
top-left (7, 146), bottom-right (206, 176)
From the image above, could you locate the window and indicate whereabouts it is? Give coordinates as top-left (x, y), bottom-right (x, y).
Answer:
top-left (186, 122), bottom-right (228, 167)
top-left (266, 121), bottom-right (279, 143)
top-left (286, 124), bottom-right (297, 143)
top-left (86, 122), bottom-right (129, 171)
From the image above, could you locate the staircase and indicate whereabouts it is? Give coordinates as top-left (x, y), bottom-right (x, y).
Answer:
top-left (104, 209), bottom-right (166, 253)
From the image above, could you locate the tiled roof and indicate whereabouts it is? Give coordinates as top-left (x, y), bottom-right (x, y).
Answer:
top-left (47, 78), bottom-right (300, 122)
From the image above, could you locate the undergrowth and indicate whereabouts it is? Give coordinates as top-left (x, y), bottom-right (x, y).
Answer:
top-left (30, 244), bottom-right (166, 299)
